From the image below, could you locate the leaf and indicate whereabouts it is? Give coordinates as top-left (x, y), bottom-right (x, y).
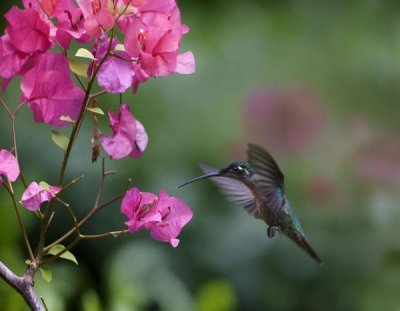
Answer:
top-left (60, 115), bottom-right (75, 123)
top-left (69, 59), bottom-right (88, 78)
top-left (39, 181), bottom-right (50, 191)
top-left (51, 130), bottom-right (69, 151)
top-left (25, 259), bottom-right (31, 265)
top-left (40, 267), bottom-right (52, 283)
top-left (114, 44), bottom-right (125, 52)
top-left (75, 48), bottom-right (95, 60)
top-left (47, 244), bottom-right (78, 265)
top-left (87, 107), bottom-right (105, 115)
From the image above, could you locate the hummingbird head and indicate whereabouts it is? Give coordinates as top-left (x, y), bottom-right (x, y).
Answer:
top-left (177, 160), bottom-right (255, 188)
top-left (220, 160), bottom-right (256, 180)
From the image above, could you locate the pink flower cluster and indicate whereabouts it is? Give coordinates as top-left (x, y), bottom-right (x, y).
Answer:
top-left (0, 0), bottom-right (195, 247)
top-left (0, 0), bottom-right (195, 124)
top-left (121, 187), bottom-right (193, 247)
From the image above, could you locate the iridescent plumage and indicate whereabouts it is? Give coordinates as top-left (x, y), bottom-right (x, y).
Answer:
top-left (178, 143), bottom-right (322, 264)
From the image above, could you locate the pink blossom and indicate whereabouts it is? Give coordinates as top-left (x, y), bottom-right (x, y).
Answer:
top-left (51, 0), bottom-right (89, 48)
top-left (0, 6), bottom-right (53, 84)
top-left (123, 3), bottom-right (195, 88)
top-left (121, 187), bottom-right (193, 247)
top-left (21, 52), bottom-right (85, 127)
top-left (0, 150), bottom-right (20, 185)
top-left (100, 104), bottom-right (148, 159)
top-left (92, 39), bottom-right (135, 93)
top-left (146, 191), bottom-right (193, 247)
top-left (76, 0), bottom-right (115, 38)
top-left (121, 188), bottom-right (161, 232)
top-left (20, 182), bottom-right (61, 211)
top-left (4, 6), bottom-right (52, 54)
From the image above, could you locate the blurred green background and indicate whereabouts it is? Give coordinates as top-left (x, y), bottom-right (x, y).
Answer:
top-left (1, 0), bottom-right (400, 310)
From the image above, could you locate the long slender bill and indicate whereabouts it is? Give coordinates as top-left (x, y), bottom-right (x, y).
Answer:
top-left (177, 171), bottom-right (221, 188)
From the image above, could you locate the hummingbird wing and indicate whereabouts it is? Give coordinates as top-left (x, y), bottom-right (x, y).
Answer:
top-left (247, 144), bottom-right (286, 210)
top-left (200, 164), bottom-right (261, 218)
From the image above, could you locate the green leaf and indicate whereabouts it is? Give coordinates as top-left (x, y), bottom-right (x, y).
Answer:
top-left (47, 244), bottom-right (78, 265)
top-left (40, 267), bottom-right (52, 283)
top-left (114, 44), bottom-right (125, 52)
top-left (51, 130), bottom-right (69, 151)
top-left (69, 59), bottom-right (88, 78)
top-left (87, 107), bottom-right (105, 115)
top-left (60, 115), bottom-right (75, 123)
top-left (25, 259), bottom-right (31, 265)
top-left (39, 181), bottom-right (50, 191)
top-left (75, 48), bottom-right (95, 60)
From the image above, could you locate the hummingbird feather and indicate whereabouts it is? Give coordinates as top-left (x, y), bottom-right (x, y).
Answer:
top-left (247, 144), bottom-right (286, 211)
top-left (200, 164), bottom-right (261, 218)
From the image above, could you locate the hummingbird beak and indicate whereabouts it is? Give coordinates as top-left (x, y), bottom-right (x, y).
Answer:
top-left (177, 171), bottom-right (222, 188)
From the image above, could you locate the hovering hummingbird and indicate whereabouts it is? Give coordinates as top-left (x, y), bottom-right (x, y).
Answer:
top-left (177, 143), bottom-right (322, 264)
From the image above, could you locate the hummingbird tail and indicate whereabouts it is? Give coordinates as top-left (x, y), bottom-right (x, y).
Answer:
top-left (287, 230), bottom-right (322, 264)
top-left (298, 235), bottom-right (322, 265)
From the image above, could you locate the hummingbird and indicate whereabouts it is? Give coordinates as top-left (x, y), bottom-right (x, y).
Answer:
top-left (177, 143), bottom-right (322, 264)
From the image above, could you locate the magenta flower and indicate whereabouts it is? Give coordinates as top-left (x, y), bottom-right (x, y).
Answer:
top-left (121, 188), bottom-right (161, 232)
top-left (76, 0), bottom-right (115, 38)
top-left (146, 191), bottom-right (193, 247)
top-left (91, 38), bottom-right (135, 94)
top-left (100, 104), bottom-right (148, 159)
top-left (121, 187), bottom-right (193, 247)
top-left (119, 1), bottom-right (195, 90)
top-left (50, 0), bottom-right (89, 48)
top-left (21, 52), bottom-right (85, 127)
top-left (0, 6), bottom-right (53, 86)
top-left (0, 150), bottom-right (20, 185)
top-left (20, 182), bottom-right (61, 211)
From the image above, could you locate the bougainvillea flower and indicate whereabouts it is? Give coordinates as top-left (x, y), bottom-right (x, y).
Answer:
top-left (121, 187), bottom-right (193, 247)
top-left (21, 52), bottom-right (85, 127)
top-left (4, 6), bottom-right (52, 54)
top-left (51, 0), bottom-right (89, 48)
top-left (146, 191), bottom-right (193, 247)
top-left (0, 34), bottom-right (31, 82)
top-left (20, 182), bottom-right (61, 211)
top-left (76, 0), bottom-right (115, 38)
top-left (92, 38), bottom-right (135, 93)
top-left (0, 6), bottom-right (53, 84)
top-left (121, 188), bottom-right (161, 232)
top-left (0, 150), bottom-right (20, 185)
top-left (100, 104), bottom-right (148, 159)
top-left (124, 8), bottom-right (195, 78)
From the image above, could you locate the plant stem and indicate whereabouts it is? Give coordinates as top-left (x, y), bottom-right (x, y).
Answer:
top-left (3, 182), bottom-right (35, 262)
top-left (36, 32), bottom-right (116, 262)
top-left (0, 261), bottom-right (44, 311)
top-left (43, 192), bottom-right (125, 252)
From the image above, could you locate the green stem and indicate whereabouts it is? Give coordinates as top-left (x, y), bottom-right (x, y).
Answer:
top-left (36, 31), bottom-right (116, 262)
top-left (43, 192), bottom-right (125, 252)
top-left (3, 182), bottom-right (35, 262)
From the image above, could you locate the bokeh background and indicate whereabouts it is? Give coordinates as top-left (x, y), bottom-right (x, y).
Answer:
top-left (1, 0), bottom-right (400, 310)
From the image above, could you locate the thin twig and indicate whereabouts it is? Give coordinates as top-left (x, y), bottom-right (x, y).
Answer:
top-left (89, 90), bottom-right (108, 98)
top-left (3, 181), bottom-right (35, 262)
top-left (43, 191), bottom-right (126, 252)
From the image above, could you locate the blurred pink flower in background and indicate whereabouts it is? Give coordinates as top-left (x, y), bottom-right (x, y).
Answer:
top-left (243, 88), bottom-right (325, 155)
top-left (305, 175), bottom-right (337, 203)
top-left (0, 150), bottom-right (20, 185)
top-left (353, 138), bottom-right (400, 188)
